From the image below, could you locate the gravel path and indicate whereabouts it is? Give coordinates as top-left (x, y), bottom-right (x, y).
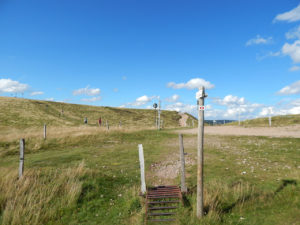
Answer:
top-left (177, 125), bottom-right (300, 138)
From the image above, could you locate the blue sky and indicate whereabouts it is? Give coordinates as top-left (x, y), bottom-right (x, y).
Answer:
top-left (0, 0), bottom-right (300, 119)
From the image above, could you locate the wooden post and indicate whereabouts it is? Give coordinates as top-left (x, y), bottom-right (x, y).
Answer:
top-left (197, 86), bottom-right (207, 218)
top-left (44, 124), bottom-right (47, 140)
top-left (138, 144), bottom-right (146, 195)
top-left (179, 134), bottom-right (187, 193)
top-left (19, 139), bottom-right (25, 178)
top-left (106, 121), bottom-right (109, 130)
top-left (119, 121), bottom-right (122, 128)
top-left (269, 116), bottom-right (272, 127)
top-left (158, 100), bottom-right (161, 130)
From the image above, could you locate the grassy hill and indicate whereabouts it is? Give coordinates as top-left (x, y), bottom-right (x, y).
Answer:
top-left (0, 97), bottom-right (185, 129)
top-left (228, 114), bottom-right (300, 127)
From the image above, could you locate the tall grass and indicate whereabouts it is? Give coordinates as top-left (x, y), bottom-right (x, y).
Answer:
top-left (0, 162), bottom-right (86, 225)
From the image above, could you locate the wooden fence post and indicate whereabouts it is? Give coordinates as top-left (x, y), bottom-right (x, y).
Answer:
top-left (44, 124), bottom-right (47, 140)
top-left (269, 116), bottom-right (272, 127)
top-left (197, 86), bottom-right (207, 218)
top-left (19, 139), bottom-right (25, 178)
top-left (179, 134), bottom-right (187, 193)
top-left (138, 144), bottom-right (146, 195)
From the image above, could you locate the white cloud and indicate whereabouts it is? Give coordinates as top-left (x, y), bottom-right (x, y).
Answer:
top-left (165, 94), bottom-right (180, 102)
top-left (30, 91), bottom-right (44, 96)
top-left (214, 95), bottom-right (246, 106)
top-left (291, 99), bottom-right (300, 106)
top-left (282, 40), bottom-right (300, 63)
top-left (128, 95), bottom-right (157, 106)
top-left (0, 78), bottom-right (29, 93)
top-left (165, 102), bottom-right (197, 115)
top-left (246, 35), bottom-right (273, 46)
top-left (278, 80), bottom-right (300, 95)
top-left (167, 78), bottom-right (214, 90)
top-left (46, 98), bottom-right (54, 101)
top-left (256, 51), bottom-right (280, 61)
top-left (259, 107), bottom-right (274, 116)
top-left (113, 88), bottom-right (119, 92)
top-left (289, 65), bottom-right (300, 71)
top-left (81, 96), bottom-right (102, 102)
top-left (285, 25), bottom-right (300, 39)
top-left (274, 4), bottom-right (300, 23)
top-left (73, 86), bottom-right (100, 96)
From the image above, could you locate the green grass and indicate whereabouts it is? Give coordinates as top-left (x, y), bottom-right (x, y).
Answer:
top-left (1, 129), bottom-right (299, 224)
top-left (0, 96), bottom-right (184, 129)
top-left (0, 98), bottom-right (299, 224)
top-left (228, 114), bottom-right (300, 127)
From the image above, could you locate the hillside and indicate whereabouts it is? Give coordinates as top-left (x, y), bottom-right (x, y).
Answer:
top-left (228, 114), bottom-right (300, 127)
top-left (0, 97), bottom-right (185, 129)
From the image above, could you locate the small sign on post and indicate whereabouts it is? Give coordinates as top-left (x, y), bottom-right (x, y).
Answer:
top-left (19, 139), bottom-right (25, 179)
top-left (138, 144), bottom-right (146, 195)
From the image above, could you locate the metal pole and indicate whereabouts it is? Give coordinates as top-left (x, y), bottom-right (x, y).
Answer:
top-left (179, 134), bottom-right (187, 193)
top-left (197, 86), bottom-right (207, 218)
top-left (19, 139), bottom-right (25, 179)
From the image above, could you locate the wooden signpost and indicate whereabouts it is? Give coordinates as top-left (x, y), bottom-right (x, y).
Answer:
top-left (197, 86), bottom-right (207, 218)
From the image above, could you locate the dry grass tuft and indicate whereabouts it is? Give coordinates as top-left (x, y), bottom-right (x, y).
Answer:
top-left (0, 162), bottom-right (86, 225)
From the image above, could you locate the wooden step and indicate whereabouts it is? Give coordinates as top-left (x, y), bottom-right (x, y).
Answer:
top-left (147, 200), bottom-right (180, 204)
top-left (148, 212), bottom-right (176, 216)
top-left (148, 218), bottom-right (175, 222)
top-left (149, 206), bottom-right (177, 210)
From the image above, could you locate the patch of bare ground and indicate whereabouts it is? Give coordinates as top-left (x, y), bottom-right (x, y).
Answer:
top-left (179, 113), bottom-right (188, 127)
top-left (177, 125), bottom-right (300, 138)
top-left (149, 153), bottom-right (196, 186)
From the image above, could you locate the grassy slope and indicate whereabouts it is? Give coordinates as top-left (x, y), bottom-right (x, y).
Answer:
top-left (228, 114), bottom-right (300, 127)
top-left (0, 97), bottom-right (182, 129)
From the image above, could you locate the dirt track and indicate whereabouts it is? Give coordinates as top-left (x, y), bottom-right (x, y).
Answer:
top-left (178, 125), bottom-right (300, 138)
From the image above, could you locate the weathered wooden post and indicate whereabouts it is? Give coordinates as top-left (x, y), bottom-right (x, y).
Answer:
top-left (197, 86), bottom-right (207, 218)
top-left (106, 120), bottom-right (109, 130)
top-left (138, 144), bottom-right (146, 195)
top-left (158, 99), bottom-right (161, 130)
top-left (179, 134), bottom-right (187, 193)
top-left (19, 139), bottom-right (25, 179)
top-left (269, 116), bottom-right (272, 127)
top-left (119, 121), bottom-right (122, 128)
top-left (44, 124), bottom-right (47, 140)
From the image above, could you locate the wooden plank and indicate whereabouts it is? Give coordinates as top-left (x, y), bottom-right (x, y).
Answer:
top-left (149, 206), bottom-right (177, 210)
top-left (148, 219), bottom-right (175, 222)
top-left (148, 212), bottom-right (175, 216)
top-left (147, 201), bottom-right (180, 204)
